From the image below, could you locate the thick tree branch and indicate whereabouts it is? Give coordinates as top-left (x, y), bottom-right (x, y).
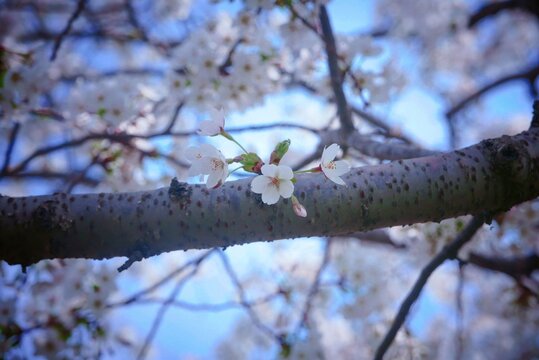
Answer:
top-left (1, 128), bottom-right (538, 266)
top-left (374, 213), bottom-right (489, 360)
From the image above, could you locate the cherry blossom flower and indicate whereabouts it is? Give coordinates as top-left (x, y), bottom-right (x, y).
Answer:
top-left (197, 108), bottom-right (225, 136)
top-left (251, 164), bottom-right (294, 205)
top-left (320, 144), bottom-right (350, 186)
top-left (186, 143), bottom-right (228, 188)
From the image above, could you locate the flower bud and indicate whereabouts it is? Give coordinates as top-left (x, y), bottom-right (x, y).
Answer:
top-left (239, 152), bottom-right (264, 173)
top-left (291, 195), bottom-right (307, 217)
top-left (269, 139), bottom-right (291, 165)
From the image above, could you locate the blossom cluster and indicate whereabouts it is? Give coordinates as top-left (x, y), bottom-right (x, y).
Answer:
top-left (0, 260), bottom-right (134, 359)
top-left (0, 48), bottom-right (51, 123)
top-left (186, 109), bottom-right (350, 217)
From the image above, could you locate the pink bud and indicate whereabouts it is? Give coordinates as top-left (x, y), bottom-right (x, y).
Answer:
top-left (292, 196), bottom-right (307, 217)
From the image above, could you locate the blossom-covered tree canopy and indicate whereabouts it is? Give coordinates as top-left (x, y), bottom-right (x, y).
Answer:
top-left (0, 0), bottom-right (538, 359)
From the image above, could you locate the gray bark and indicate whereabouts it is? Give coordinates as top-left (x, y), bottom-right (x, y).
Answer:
top-left (1, 129), bottom-right (538, 266)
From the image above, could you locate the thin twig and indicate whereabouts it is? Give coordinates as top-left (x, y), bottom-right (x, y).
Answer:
top-left (292, 145), bottom-right (324, 171)
top-left (455, 261), bottom-right (465, 360)
top-left (124, 0), bottom-right (150, 42)
top-left (136, 265), bottom-right (200, 360)
top-left (287, 4), bottom-right (322, 38)
top-left (530, 99), bottom-right (539, 129)
top-left (132, 291), bottom-right (282, 312)
top-left (63, 155), bottom-right (100, 193)
top-left (4, 170), bottom-right (99, 185)
top-left (218, 250), bottom-right (278, 341)
top-left (2, 121), bottom-right (318, 178)
top-left (162, 102), bottom-right (184, 134)
top-left (446, 63), bottom-right (539, 119)
top-left (285, 70), bottom-right (419, 146)
top-left (1, 122), bottom-right (21, 175)
top-left (374, 213), bottom-right (489, 360)
top-left (295, 239), bottom-right (332, 332)
top-left (50, 0), bottom-right (87, 61)
top-left (110, 250), bottom-right (215, 307)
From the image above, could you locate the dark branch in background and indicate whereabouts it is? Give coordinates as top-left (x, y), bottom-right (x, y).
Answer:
top-left (467, 252), bottom-right (539, 279)
top-left (350, 105), bottom-right (415, 145)
top-left (124, 0), bottom-right (150, 43)
top-left (531, 99), bottom-right (539, 129)
top-left (136, 252), bottom-right (211, 360)
top-left (6, 170), bottom-right (100, 186)
top-left (50, 0), bottom-right (87, 61)
top-left (322, 129), bottom-right (438, 160)
top-left (218, 250), bottom-right (280, 341)
top-left (162, 102), bottom-right (184, 134)
top-left (468, 0), bottom-right (539, 28)
top-left (0, 122), bottom-right (317, 182)
top-left (292, 148), bottom-right (324, 171)
top-left (286, 72), bottom-right (422, 148)
top-left (63, 154), bottom-right (101, 193)
top-left (287, 4), bottom-right (322, 38)
top-left (111, 250), bottom-right (216, 307)
top-left (318, 5), bottom-right (355, 133)
top-left (295, 239), bottom-right (332, 332)
top-left (136, 291), bottom-right (282, 312)
top-left (446, 63), bottom-right (539, 119)
top-left (455, 262), bottom-right (465, 360)
top-left (60, 68), bottom-right (166, 82)
top-left (218, 39), bottom-right (244, 76)
top-left (340, 229), bottom-right (405, 249)
top-left (374, 212), bottom-right (489, 360)
top-left (1, 122), bottom-right (20, 174)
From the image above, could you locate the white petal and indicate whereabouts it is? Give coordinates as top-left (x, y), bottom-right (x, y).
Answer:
top-left (262, 185), bottom-right (280, 205)
top-left (333, 160), bottom-right (351, 176)
top-left (198, 157), bottom-right (213, 173)
top-left (218, 167), bottom-right (228, 183)
top-left (198, 121), bottom-right (220, 136)
top-left (328, 175), bottom-right (346, 186)
top-left (216, 150), bottom-right (227, 164)
top-left (276, 165), bottom-right (294, 180)
top-left (278, 180), bottom-right (294, 198)
top-left (185, 146), bottom-right (202, 161)
top-left (261, 164), bottom-right (277, 177)
top-left (206, 172), bottom-right (221, 189)
top-left (322, 143), bottom-right (340, 164)
top-left (251, 175), bottom-right (270, 194)
top-left (211, 107), bottom-right (226, 128)
top-left (199, 143), bottom-right (220, 158)
top-left (206, 171), bottom-right (221, 188)
top-left (188, 162), bottom-right (205, 176)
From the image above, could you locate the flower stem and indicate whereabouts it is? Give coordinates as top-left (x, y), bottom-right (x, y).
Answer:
top-left (221, 131), bottom-right (249, 154)
top-left (228, 165), bottom-right (245, 175)
top-left (293, 167), bottom-right (320, 174)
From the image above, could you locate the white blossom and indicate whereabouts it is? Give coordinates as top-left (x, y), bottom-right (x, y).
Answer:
top-left (320, 144), bottom-right (350, 186)
top-left (186, 143), bottom-right (228, 188)
top-left (197, 108), bottom-right (226, 136)
top-left (251, 164), bottom-right (294, 205)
